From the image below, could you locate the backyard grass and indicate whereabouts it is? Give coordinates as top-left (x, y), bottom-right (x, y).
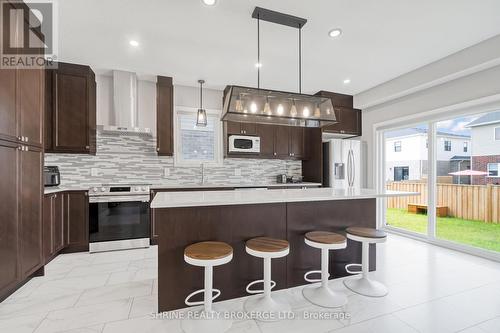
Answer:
top-left (386, 208), bottom-right (500, 252)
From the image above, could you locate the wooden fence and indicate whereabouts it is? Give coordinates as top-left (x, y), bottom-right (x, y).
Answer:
top-left (386, 182), bottom-right (500, 223)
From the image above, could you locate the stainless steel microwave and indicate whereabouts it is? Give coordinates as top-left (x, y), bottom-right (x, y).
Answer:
top-left (228, 135), bottom-right (260, 153)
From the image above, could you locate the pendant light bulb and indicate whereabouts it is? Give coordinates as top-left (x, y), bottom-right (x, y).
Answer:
top-left (196, 80), bottom-right (207, 127)
top-left (326, 108), bottom-right (331, 115)
top-left (303, 107), bottom-right (310, 117)
top-left (314, 104), bottom-right (321, 117)
top-left (263, 97), bottom-right (272, 115)
top-left (235, 94), bottom-right (244, 112)
top-left (277, 104), bottom-right (284, 115)
top-left (196, 108), bottom-right (207, 127)
top-left (250, 102), bottom-right (258, 113)
top-left (290, 100), bottom-right (298, 118)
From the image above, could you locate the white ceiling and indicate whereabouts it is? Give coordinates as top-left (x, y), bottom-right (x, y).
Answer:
top-left (57, 0), bottom-right (500, 95)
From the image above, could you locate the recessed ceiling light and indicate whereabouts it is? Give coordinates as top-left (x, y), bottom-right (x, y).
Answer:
top-left (328, 28), bottom-right (342, 38)
top-left (202, 0), bottom-right (216, 6)
top-left (255, 62), bottom-right (262, 68)
top-left (343, 78), bottom-right (351, 84)
top-left (129, 40), bottom-right (139, 47)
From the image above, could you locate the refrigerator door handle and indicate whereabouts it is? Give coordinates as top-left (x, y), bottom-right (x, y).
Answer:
top-left (347, 149), bottom-right (355, 187)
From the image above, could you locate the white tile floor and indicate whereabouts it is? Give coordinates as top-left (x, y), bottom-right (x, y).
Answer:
top-left (1, 234), bottom-right (500, 333)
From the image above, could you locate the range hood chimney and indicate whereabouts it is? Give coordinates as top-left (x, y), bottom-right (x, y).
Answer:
top-left (99, 70), bottom-right (152, 135)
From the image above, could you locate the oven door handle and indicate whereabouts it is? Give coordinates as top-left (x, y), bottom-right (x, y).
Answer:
top-left (89, 195), bottom-right (150, 203)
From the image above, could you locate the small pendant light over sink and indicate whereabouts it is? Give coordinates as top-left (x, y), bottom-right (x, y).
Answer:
top-left (196, 79), bottom-right (207, 127)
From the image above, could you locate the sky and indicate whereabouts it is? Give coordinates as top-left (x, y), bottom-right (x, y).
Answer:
top-left (436, 115), bottom-right (481, 136)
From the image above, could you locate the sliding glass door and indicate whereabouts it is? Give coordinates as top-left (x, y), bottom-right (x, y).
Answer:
top-left (381, 111), bottom-right (500, 254)
top-left (384, 125), bottom-right (429, 235)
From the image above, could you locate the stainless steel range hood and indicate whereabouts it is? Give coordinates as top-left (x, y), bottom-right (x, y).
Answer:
top-left (222, 85), bottom-right (337, 128)
top-left (99, 70), bottom-right (152, 135)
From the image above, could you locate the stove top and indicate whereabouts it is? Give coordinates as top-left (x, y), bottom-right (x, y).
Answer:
top-left (89, 184), bottom-right (151, 196)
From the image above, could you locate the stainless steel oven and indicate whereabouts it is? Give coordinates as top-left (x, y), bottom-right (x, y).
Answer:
top-left (89, 185), bottom-right (150, 253)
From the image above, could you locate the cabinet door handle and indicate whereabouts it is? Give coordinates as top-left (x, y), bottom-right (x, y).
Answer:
top-left (17, 145), bottom-right (22, 151)
top-left (273, 152), bottom-right (277, 156)
top-left (17, 136), bottom-right (22, 141)
top-left (85, 145), bottom-right (90, 149)
top-left (25, 136), bottom-right (29, 142)
top-left (156, 147), bottom-right (160, 152)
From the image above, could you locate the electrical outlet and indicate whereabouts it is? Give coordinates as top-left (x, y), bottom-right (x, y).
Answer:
top-left (234, 168), bottom-right (241, 176)
top-left (163, 168), bottom-right (170, 178)
top-left (91, 168), bottom-right (99, 177)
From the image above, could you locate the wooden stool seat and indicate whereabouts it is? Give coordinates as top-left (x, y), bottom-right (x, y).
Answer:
top-left (305, 231), bottom-right (346, 245)
top-left (246, 237), bottom-right (289, 253)
top-left (346, 227), bottom-right (386, 239)
top-left (184, 241), bottom-right (233, 261)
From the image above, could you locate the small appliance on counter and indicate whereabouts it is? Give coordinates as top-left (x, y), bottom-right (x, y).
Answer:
top-left (276, 175), bottom-right (304, 184)
top-left (44, 166), bottom-right (61, 187)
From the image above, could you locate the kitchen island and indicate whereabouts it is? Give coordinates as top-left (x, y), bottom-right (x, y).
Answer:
top-left (151, 188), bottom-right (416, 312)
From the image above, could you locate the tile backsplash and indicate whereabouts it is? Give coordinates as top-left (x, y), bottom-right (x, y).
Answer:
top-left (45, 132), bottom-right (301, 187)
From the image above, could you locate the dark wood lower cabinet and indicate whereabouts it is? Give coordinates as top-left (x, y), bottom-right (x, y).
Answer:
top-left (63, 191), bottom-right (89, 253)
top-left (0, 141), bottom-right (20, 298)
top-left (43, 193), bottom-right (65, 263)
top-left (19, 148), bottom-right (43, 278)
top-left (155, 199), bottom-right (377, 312)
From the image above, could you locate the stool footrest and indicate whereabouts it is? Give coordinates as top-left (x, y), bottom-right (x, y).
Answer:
top-left (304, 270), bottom-right (325, 283)
top-left (184, 288), bottom-right (221, 306)
top-left (245, 279), bottom-right (276, 294)
top-left (345, 263), bottom-right (362, 275)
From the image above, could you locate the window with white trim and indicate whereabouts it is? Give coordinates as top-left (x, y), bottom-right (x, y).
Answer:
top-left (394, 141), bottom-right (401, 152)
top-left (488, 163), bottom-right (499, 177)
top-left (495, 127), bottom-right (500, 141)
top-left (174, 108), bottom-right (222, 166)
top-left (444, 140), bottom-right (451, 151)
top-left (463, 142), bottom-right (468, 153)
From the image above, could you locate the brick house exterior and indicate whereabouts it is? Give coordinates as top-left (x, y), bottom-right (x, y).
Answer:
top-left (467, 111), bottom-right (500, 185)
top-left (471, 155), bottom-right (500, 185)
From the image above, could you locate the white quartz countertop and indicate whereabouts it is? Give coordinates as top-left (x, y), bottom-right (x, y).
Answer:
top-left (44, 186), bottom-right (89, 194)
top-left (150, 187), bottom-right (419, 208)
top-left (149, 182), bottom-right (322, 190)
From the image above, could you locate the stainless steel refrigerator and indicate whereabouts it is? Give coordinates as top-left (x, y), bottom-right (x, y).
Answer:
top-left (323, 139), bottom-right (364, 189)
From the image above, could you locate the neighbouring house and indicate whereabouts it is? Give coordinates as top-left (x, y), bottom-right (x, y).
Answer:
top-left (385, 128), bottom-right (471, 183)
top-left (467, 111), bottom-right (500, 185)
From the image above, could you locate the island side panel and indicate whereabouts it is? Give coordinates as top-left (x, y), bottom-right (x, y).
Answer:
top-left (286, 198), bottom-right (377, 288)
top-left (156, 203), bottom-right (287, 312)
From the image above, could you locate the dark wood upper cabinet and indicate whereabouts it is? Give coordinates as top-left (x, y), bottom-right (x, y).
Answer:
top-left (45, 62), bottom-right (96, 154)
top-left (156, 76), bottom-right (174, 156)
top-left (0, 68), bottom-right (43, 148)
top-left (289, 127), bottom-right (304, 159)
top-left (315, 91), bottom-right (362, 136)
top-left (64, 191), bottom-right (89, 253)
top-left (226, 122), bottom-right (257, 135)
top-left (0, 69), bottom-right (17, 142)
top-left (226, 121), bottom-right (242, 135)
top-left (19, 147), bottom-right (43, 278)
top-left (274, 126), bottom-right (290, 158)
top-left (0, 141), bottom-right (20, 297)
top-left (256, 124), bottom-right (275, 158)
top-left (18, 69), bottom-right (44, 147)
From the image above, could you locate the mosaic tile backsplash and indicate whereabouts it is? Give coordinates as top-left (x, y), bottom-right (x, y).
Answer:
top-left (44, 132), bottom-right (302, 187)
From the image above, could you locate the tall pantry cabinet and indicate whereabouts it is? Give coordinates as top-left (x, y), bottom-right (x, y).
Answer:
top-left (0, 1), bottom-right (44, 301)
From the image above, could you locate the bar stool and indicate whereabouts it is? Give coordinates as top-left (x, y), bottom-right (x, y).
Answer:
top-left (181, 241), bottom-right (233, 333)
top-left (302, 231), bottom-right (348, 308)
top-left (343, 227), bottom-right (388, 297)
top-left (244, 237), bottom-right (291, 321)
